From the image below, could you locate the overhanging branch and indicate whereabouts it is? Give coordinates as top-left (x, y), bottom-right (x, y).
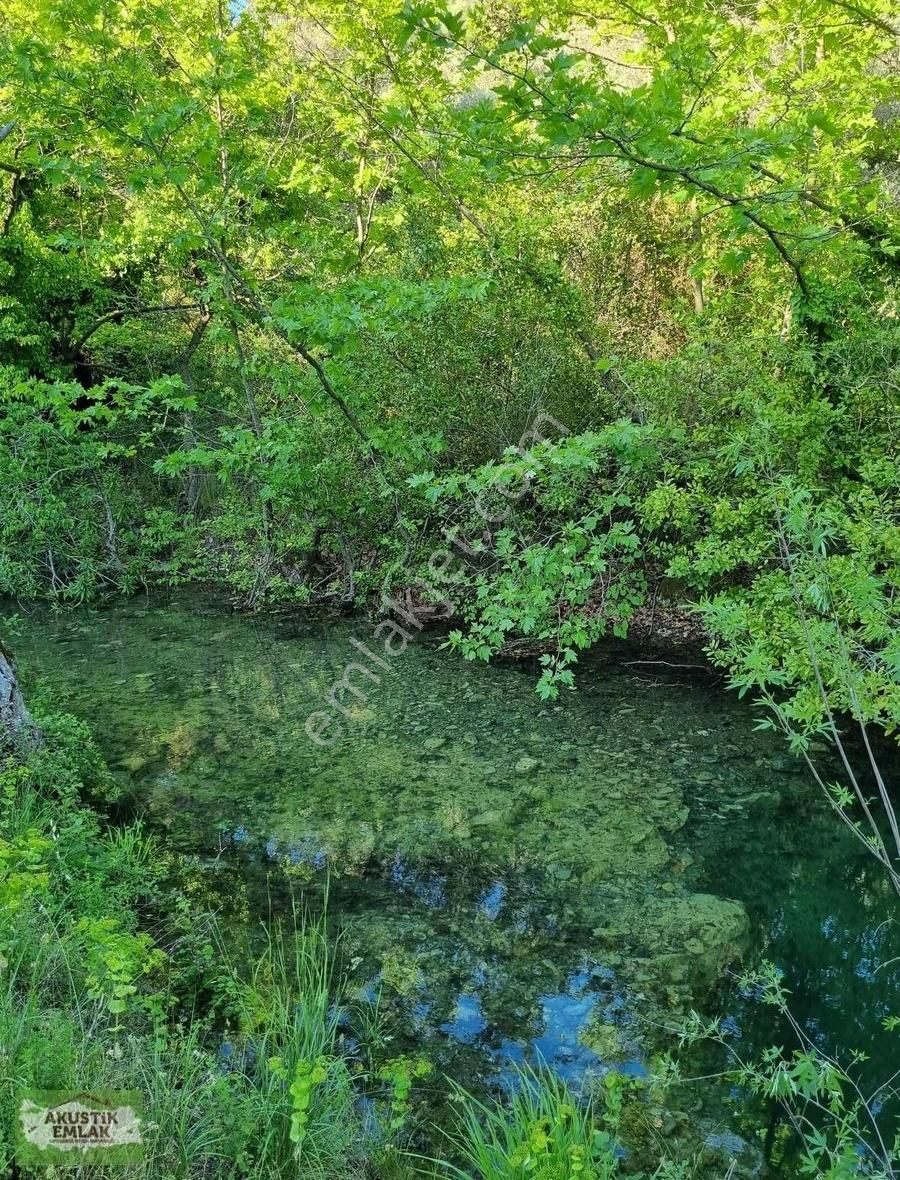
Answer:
top-left (72, 303), bottom-right (202, 354)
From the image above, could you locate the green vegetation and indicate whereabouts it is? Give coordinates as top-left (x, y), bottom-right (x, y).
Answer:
top-left (0, 0), bottom-right (897, 733)
top-left (1, 0), bottom-right (899, 1174)
top-left (440, 1068), bottom-right (634, 1180)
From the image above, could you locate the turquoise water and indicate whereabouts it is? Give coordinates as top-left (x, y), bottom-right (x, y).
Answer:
top-left (8, 593), bottom-right (899, 1156)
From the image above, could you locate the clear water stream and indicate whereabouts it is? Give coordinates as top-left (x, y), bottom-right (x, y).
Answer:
top-left (9, 593), bottom-right (899, 1162)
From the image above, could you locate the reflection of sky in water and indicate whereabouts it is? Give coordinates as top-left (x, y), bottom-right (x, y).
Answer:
top-left (478, 881), bottom-right (506, 920)
top-left (440, 967), bottom-right (646, 1089)
top-left (440, 994), bottom-right (488, 1042)
top-left (390, 857), bottom-right (448, 909)
top-left (262, 833), bottom-right (328, 868)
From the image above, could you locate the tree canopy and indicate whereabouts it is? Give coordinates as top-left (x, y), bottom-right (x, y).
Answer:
top-left (0, 0), bottom-right (898, 737)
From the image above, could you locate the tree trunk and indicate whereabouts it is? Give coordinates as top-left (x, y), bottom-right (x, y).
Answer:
top-left (0, 642), bottom-right (37, 744)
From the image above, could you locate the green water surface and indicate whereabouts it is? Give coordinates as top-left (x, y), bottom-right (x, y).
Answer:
top-left (9, 594), bottom-right (899, 1147)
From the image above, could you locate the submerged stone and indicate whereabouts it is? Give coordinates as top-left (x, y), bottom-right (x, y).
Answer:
top-left (514, 755), bottom-right (540, 774)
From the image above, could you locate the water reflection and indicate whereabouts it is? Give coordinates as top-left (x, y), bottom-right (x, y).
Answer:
top-left (9, 592), bottom-right (900, 1104)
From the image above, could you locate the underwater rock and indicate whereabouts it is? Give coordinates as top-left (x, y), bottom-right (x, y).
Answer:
top-left (637, 894), bottom-right (749, 984)
top-left (470, 810), bottom-right (503, 828)
top-left (118, 752), bottom-right (148, 773)
top-left (592, 890), bottom-right (749, 1004)
top-left (771, 754), bottom-right (805, 775)
top-left (622, 1105), bottom-right (764, 1180)
top-left (699, 1127), bottom-right (765, 1178)
top-left (582, 1020), bottom-right (629, 1063)
top-left (660, 803), bottom-right (691, 831)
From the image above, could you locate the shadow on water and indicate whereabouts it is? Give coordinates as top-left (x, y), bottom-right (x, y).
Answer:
top-left (8, 591), bottom-right (899, 1157)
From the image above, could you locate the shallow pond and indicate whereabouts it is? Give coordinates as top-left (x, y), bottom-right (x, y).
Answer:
top-left (9, 594), bottom-right (900, 1158)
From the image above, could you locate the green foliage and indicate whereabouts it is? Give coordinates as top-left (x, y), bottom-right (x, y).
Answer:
top-left (378, 1054), bottom-right (434, 1132)
top-left (77, 915), bottom-right (167, 1022)
top-left (440, 1067), bottom-right (634, 1180)
top-left (0, 0), bottom-right (896, 746)
top-left (418, 424), bottom-right (654, 697)
top-left (0, 825), bottom-right (50, 918)
top-left (0, 372), bottom-right (199, 599)
top-left (0, 725), bottom-right (368, 1178)
top-left (678, 966), bottom-right (900, 1179)
top-left (403, 0), bottom-right (900, 309)
top-left (1, 3), bottom-right (900, 1168)
top-left (405, 316), bottom-right (898, 727)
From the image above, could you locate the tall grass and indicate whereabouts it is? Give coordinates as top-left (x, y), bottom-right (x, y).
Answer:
top-left (211, 906), bottom-right (364, 1177)
top-left (437, 1066), bottom-right (624, 1180)
top-left (0, 733), bottom-right (366, 1180)
top-left (0, 902), bottom-right (366, 1177)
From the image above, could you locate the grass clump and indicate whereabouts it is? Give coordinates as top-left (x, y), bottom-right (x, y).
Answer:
top-left (439, 1067), bottom-right (629, 1180)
